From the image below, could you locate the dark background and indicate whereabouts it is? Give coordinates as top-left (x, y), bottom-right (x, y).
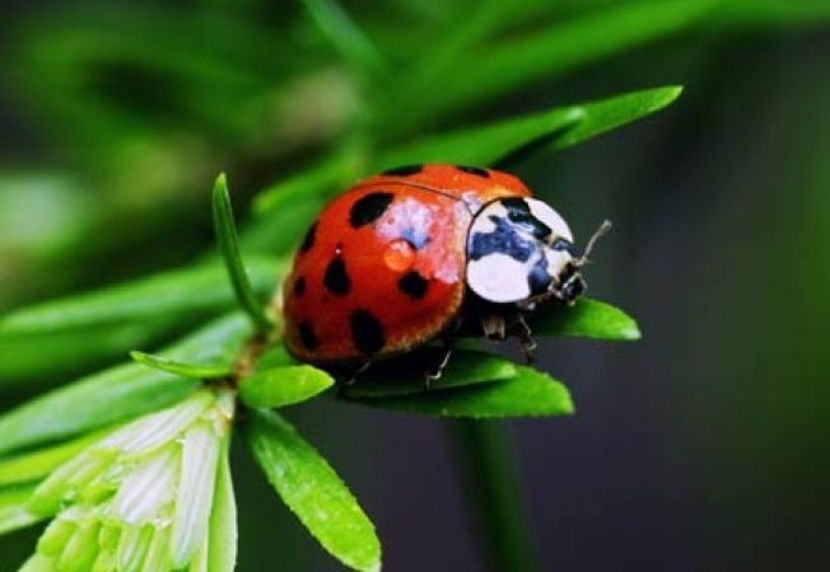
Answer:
top-left (1, 1), bottom-right (829, 570)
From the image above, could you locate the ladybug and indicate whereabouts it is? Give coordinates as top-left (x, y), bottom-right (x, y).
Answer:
top-left (282, 164), bottom-right (610, 376)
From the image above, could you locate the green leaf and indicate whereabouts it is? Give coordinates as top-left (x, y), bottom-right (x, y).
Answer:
top-left (0, 313), bottom-right (251, 456)
top-left (253, 345), bottom-right (300, 372)
top-left (301, 0), bottom-right (385, 74)
top-left (130, 351), bottom-right (233, 380)
top-left (247, 409), bottom-right (381, 572)
top-left (239, 365), bottom-right (335, 409)
top-left (712, 0), bottom-right (830, 28)
top-left (351, 366), bottom-right (573, 418)
top-left (0, 257), bottom-right (282, 335)
top-left (344, 349), bottom-right (517, 398)
top-left (0, 431), bottom-right (104, 486)
top-left (212, 174), bottom-right (273, 333)
top-left (207, 441), bottom-right (237, 572)
top-left (380, 85), bottom-right (682, 169)
top-left (529, 297), bottom-right (641, 341)
top-left (252, 86), bottom-right (682, 240)
top-left (390, 0), bottom-right (714, 127)
top-left (0, 319), bottom-right (179, 385)
top-left (551, 86), bottom-right (683, 151)
top-left (252, 147), bottom-right (363, 217)
top-left (378, 106), bottom-right (581, 169)
top-left (0, 484), bottom-right (43, 535)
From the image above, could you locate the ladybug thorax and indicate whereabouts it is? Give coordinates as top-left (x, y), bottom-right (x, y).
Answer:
top-left (465, 197), bottom-right (585, 304)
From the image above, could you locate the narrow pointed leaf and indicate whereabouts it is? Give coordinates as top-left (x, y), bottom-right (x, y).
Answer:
top-left (344, 349), bottom-right (517, 398)
top-left (130, 351), bottom-right (233, 380)
top-left (0, 319), bottom-right (181, 385)
top-left (0, 257), bottom-right (282, 334)
top-left (713, 0), bottom-right (830, 28)
top-left (0, 431), bottom-right (104, 486)
top-left (247, 409), bottom-right (381, 572)
top-left (552, 86), bottom-right (683, 151)
top-left (239, 365), bottom-right (334, 408)
top-left (528, 298), bottom-right (641, 341)
top-left (301, 0), bottom-right (385, 73)
top-left (380, 86), bottom-right (682, 169)
top-left (252, 86), bottom-right (683, 248)
top-left (252, 147), bottom-right (361, 218)
top-left (351, 366), bottom-right (573, 418)
top-left (379, 107), bottom-right (580, 169)
top-left (391, 0), bottom-right (713, 125)
top-left (0, 484), bottom-right (43, 534)
top-left (207, 441), bottom-right (237, 572)
top-left (0, 314), bottom-right (251, 455)
top-left (212, 174), bottom-right (273, 333)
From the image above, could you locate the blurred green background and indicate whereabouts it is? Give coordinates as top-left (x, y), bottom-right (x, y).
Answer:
top-left (1, 0), bottom-right (829, 570)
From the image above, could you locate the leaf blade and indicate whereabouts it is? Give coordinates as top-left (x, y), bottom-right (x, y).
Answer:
top-left (212, 174), bottom-right (273, 333)
top-left (0, 313), bottom-right (252, 455)
top-left (0, 484), bottom-right (43, 535)
top-left (528, 298), bottom-right (641, 341)
top-left (344, 349), bottom-right (517, 398)
top-left (239, 365), bottom-right (335, 409)
top-left (207, 441), bottom-right (237, 572)
top-left (0, 431), bottom-right (104, 486)
top-left (247, 409), bottom-right (381, 572)
top-left (380, 86), bottom-right (682, 169)
top-left (390, 0), bottom-right (713, 126)
top-left (130, 351), bottom-right (233, 380)
top-left (301, 0), bottom-right (385, 74)
top-left (0, 257), bottom-right (282, 335)
top-left (350, 366), bottom-right (573, 418)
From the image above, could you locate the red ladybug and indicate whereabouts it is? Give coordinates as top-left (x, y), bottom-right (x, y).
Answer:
top-left (282, 164), bottom-right (609, 372)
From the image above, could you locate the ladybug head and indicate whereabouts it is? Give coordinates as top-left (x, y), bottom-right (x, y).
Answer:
top-left (465, 197), bottom-right (611, 306)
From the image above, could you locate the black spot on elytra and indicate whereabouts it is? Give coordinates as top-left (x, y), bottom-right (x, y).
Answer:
top-left (528, 255), bottom-right (551, 296)
top-left (457, 165), bottom-right (490, 178)
top-left (502, 198), bottom-right (551, 241)
top-left (350, 192), bottom-right (394, 228)
top-left (401, 227), bottom-right (429, 250)
top-left (398, 271), bottom-right (429, 299)
top-left (298, 321), bottom-right (319, 350)
top-left (469, 216), bottom-right (536, 262)
top-left (382, 164), bottom-right (423, 176)
top-left (323, 256), bottom-right (351, 295)
top-left (300, 221), bottom-right (317, 253)
top-left (351, 310), bottom-right (385, 354)
top-left (293, 276), bottom-right (306, 297)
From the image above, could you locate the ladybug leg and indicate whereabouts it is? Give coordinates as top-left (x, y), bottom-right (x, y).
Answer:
top-left (512, 313), bottom-right (537, 364)
top-left (339, 361), bottom-right (372, 389)
top-left (424, 343), bottom-right (454, 390)
top-left (480, 313), bottom-right (507, 340)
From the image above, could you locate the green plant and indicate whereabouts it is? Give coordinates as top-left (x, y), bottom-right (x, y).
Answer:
top-left (18, 0), bottom-right (830, 568)
top-left (0, 90), bottom-right (655, 570)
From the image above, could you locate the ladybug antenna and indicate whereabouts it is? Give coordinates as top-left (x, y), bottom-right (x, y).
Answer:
top-left (576, 219), bottom-right (612, 266)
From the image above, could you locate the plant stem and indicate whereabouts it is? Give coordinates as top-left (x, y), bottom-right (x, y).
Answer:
top-left (449, 420), bottom-right (538, 572)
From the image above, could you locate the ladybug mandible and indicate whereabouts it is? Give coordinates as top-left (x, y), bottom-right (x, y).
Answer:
top-left (282, 164), bottom-right (610, 377)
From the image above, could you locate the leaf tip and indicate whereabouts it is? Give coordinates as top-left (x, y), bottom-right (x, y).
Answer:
top-left (361, 559), bottom-right (383, 572)
top-left (622, 322), bottom-right (642, 341)
top-left (129, 350), bottom-right (146, 363)
top-left (662, 84), bottom-right (684, 104)
top-left (214, 172), bottom-right (228, 189)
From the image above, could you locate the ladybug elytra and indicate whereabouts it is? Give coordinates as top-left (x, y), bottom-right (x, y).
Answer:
top-left (282, 164), bottom-right (609, 373)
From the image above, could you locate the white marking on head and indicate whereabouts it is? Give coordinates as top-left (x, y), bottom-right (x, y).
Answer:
top-left (467, 253), bottom-right (533, 303)
top-left (525, 198), bottom-right (573, 242)
top-left (544, 247), bottom-right (573, 279)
